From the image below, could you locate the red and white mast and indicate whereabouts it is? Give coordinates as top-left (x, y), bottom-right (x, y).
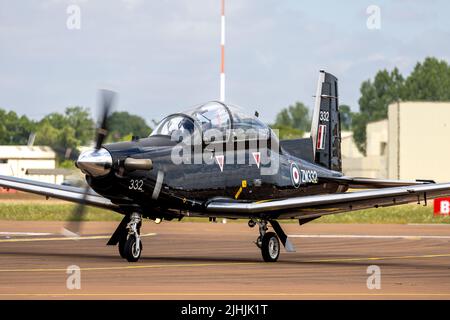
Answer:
top-left (220, 0), bottom-right (225, 102)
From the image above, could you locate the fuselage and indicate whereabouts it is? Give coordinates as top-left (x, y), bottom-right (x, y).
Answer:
top-left (82, 134), bottom-right (345, 220)
top-left (76, 101), bottom-right (346, 220)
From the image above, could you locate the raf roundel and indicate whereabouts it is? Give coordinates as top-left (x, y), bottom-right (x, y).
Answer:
top-left (290, 163), bottom-right (301, 188)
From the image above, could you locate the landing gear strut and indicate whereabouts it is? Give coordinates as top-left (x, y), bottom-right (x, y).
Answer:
top-left (253, 220), bottom-right (280, 262)
top-left (118, 212), bottom-right (143, 262)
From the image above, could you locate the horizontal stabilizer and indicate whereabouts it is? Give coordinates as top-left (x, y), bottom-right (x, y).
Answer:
top-left (326, 176), bottom-right (435, 189)
top-left (280, 138), bottom-right (314, 162)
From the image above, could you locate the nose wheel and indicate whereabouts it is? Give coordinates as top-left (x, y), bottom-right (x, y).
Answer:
top-left (118, 212), bottom-right (143, 262)
top-left (122, 234), bottom-right (142, 262)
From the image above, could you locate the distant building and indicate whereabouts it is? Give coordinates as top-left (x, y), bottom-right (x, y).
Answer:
top-left (342, 120), bottom-right (388, 178)
top-left (387, 102), bottom-right (450, 182)
top-left (340, 131), bottom-right (364, 158)
top-left (0, 145), bottom-right (71, 184)
top-left (342, 101), bottom-right (450, 182)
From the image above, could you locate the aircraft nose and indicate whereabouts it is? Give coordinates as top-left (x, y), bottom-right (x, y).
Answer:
top-left (76, 148), bottom-right (113, 177)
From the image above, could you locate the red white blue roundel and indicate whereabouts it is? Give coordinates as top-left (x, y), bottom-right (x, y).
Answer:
top-left (290, 163), bottom-right (301, 188)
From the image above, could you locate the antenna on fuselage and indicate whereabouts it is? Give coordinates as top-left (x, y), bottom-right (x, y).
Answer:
top-left (219, 0), bottom-right (225, 102)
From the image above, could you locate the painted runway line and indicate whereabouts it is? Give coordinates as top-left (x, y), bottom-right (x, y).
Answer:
top-left (407, 223), bottom-right (450, 226)
top-left (288, 234), bottom-right (450, 240)
top-left (1, 292), bottom-right (450, 297)
top-left (0, 232), bottom-right (157, 243)
top-left (0, 252), bottom-right (449, 273)
top-left (0, 262), bottom-right (258, 273)
top-left (0, 232), bottom-right (53, 236)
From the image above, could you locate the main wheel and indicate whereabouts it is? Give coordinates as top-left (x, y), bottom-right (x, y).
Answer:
top-left (123, 234), bottom-right (143, 262)
top-left (261, 232), bottom-right (280, 262)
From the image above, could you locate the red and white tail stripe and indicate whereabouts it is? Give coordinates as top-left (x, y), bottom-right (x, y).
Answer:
top-left (220, 0), bottom-right (225, 102)
top-left (316, 124), bottom-right (326, 150)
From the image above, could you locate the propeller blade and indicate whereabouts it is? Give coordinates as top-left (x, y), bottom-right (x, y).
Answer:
top-left (63, 89), bottom-right (116, 237)
top-left (95, 89), bottom-right (116, 150)
top-left (62, 185), bottom-right (90, 237)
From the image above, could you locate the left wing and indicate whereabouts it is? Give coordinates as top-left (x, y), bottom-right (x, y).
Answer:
top-left (205, 182), bottom-right (450, 219)
top-left (0, 174), bottom-right (119, 211)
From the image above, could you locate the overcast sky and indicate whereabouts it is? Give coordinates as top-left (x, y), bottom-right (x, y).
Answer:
top-left (1, 0), bottom-right (449, 125)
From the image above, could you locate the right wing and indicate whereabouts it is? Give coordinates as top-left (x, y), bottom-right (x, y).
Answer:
top-left (0, 174), bottom-right (119, 211)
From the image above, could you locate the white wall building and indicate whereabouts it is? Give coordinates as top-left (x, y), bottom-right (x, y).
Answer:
top-left (388, 102), bottom-right (450, 182)
top-left (342, 101), bottom-right (450, 182)
top-left (0, 145), bottom-right (67, 184)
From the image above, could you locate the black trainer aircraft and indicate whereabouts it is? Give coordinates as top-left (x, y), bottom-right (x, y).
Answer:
top-left (1, 70), bottom-right (450, 262)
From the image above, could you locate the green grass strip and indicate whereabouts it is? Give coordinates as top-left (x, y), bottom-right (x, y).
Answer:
top-left (0, 202), bottom-right (449, 224)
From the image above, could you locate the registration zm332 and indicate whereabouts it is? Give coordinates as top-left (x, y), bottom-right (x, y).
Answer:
top-left (2, 71), bottom-right (450, 262)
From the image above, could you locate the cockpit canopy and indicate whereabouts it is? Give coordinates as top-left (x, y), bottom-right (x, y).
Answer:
top-left (151, 101), bottom-right (270, 142)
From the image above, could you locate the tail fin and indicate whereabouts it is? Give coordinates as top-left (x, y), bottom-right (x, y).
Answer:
top-left (310, 70), bottom-right (342, 172)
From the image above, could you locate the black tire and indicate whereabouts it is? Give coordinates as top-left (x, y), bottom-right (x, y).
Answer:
top-left (123, 234), bottom-right (142, 262)
top-left (261, 232), bottom-right (280, 262)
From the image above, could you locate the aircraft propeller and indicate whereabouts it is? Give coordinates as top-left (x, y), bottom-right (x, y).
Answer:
top-left (62, 89), bottom-right (116, 237)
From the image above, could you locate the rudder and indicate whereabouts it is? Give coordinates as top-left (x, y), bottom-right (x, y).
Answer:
top-left (310, 70), bottom-right (342, 172)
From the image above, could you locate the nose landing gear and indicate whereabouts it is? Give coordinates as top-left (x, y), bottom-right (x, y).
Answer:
top-left (119, 212), bottom-right (143, 262)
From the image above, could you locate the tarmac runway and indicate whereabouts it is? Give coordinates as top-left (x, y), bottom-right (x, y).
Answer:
top-left (0, 220), bottom-right (450, 299)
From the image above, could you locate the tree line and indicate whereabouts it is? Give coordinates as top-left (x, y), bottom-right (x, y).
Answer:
top-left (272, 57), bottom-right (450, 154)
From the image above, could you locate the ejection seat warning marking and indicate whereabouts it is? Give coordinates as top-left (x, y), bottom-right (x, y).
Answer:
top-left (252, 152), bottom-right (261, 168)
top-left (215, 155), bottom-right (224, 172)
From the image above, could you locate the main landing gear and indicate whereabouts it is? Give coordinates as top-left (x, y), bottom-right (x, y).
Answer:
top-left (249, 220), bottom-right (280, 262)
top-left (118, 212), bottom-right (143, 262)
top-left (248, 219), bottom-right (296, 262)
